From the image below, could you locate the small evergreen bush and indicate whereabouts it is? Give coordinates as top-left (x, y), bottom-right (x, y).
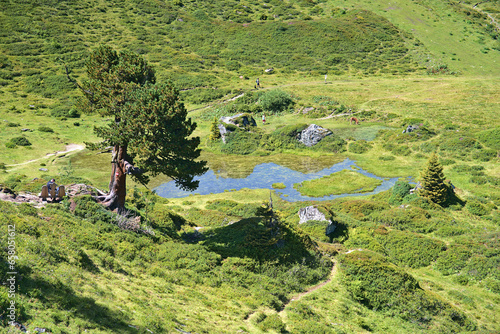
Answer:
top-left (10, 136), bottom-right (32, 146)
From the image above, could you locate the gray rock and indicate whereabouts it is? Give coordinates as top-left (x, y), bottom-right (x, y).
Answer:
top-left (298, 206), bottom-right (330, 224)
top-left (297, 124), bottom-right (332, 147)
top-left (326, 222), bottom-right (337, 236)
top-left (220, 113), bottom-right (257, 128)
top-left (218, 124), bottom-right (229, 144)
top-left (39, 168), bottom-right (48, 172)
top-left (302, 107), bottom-right (315, 114)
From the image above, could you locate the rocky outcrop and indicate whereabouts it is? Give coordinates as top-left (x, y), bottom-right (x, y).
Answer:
top-left (298, 205), bottom-right (337, 236)
top-left (218, 124), bottom-right (229, 144)
top-left (298, 206), bottom-right (330, 224)
top-left (297, 124), bottom-right (332, 147)
top-left (220, 113), bottom-right (257, 128)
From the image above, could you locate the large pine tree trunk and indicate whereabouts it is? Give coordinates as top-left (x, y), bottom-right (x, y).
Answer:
top-left (100, 145), bottom-right (129, 212)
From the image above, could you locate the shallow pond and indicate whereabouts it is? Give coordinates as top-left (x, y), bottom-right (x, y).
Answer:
top-left (154, 158), bottom-right (400, 202)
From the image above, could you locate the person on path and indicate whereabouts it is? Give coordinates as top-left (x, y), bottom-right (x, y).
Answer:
top-left (262, 113), bottom-right (266, 125)
top-left (256, 78), bottom-right (260, 88)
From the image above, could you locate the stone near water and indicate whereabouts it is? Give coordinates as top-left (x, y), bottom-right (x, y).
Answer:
top-left (298, 206), bottom-right (329, 224)
top-left (297, 124), bottom-right (332, 147)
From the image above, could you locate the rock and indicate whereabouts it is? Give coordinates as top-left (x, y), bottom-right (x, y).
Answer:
top-left (409, 182), bottom-right (422, 194)
top-left (218, 124), bottom-right (229, 144)
top-left (220, 113), bottom-right (257, 128)
top-left (297, 124), bottom-right (332, 147)
top-left (302, 107), bottom-right (314, 114)
top-left (265, 68), bottom-right (274, 73)
top-left (298, 206), bottom-right (330, 224)
top-left (21, 128), bottom-right (31, 132)
top-left (39, 168), bottom-right (48, 172)
top-left (326, 222), bottom-right (337, 236)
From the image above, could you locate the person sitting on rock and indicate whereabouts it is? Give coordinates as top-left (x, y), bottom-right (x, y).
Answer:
top-left (47, 179), bottom-right (56, 192)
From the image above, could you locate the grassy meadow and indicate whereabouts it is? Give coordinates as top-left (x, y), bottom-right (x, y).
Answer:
top-left (1, 0), bottom-right (499, 333)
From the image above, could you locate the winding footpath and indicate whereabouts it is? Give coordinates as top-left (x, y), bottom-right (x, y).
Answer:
top-left (5, 144), bottom-right (85, 171)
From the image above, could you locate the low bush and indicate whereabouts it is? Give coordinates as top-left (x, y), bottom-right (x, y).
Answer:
top-left (465, 201), bottom-right (489, 216)
top-left (374, 229), bottom-right (446, 268)
top-left (205, 199), bottom-right (260, 218)
top-left (340, 250), bottom-right (475, 331)
top-left (221, 130), bottom-right (260, 155)
top-left (477, 127), bottom-right (500, 150)
top-left (309, 133), bottom-right (346, 153)
top-left (38, 126), bottom-right (54, 132)
top-left (348, 140), bottom-right (372, 154)
top-left (371, 206), bottom-right (432, 233)
top-left (388, 180), bottom-right (413, 205)
top-left (10, 136), bottom-right (31, 146)
top-left (435, 246), bottom-right (471, 275)
top-left (257, 89), bottom-right (294, 114)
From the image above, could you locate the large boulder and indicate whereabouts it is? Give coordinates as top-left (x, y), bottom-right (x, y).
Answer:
top-left (298, 206), bottom-right (330, 224)
top-left (297, 124), bottom-right (332, 147)
top-left (298, 205), bottom-right (336, 236)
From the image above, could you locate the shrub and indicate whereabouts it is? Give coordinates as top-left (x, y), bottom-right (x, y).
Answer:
top-left (5, 141), bottom-right (16, 148)
top-left (477, 127), bottom-right (500, 150)
top-left (435, 246), bottom-right (471, 276)
top-left (38, 126), bottom-right (54, 132)
top-left (440, 136), bottom-right (483, 153)
top-left (388, 180), bottom-right (413, 205)
top-left (339, 250), bottom-right (475, 331)
top-left (310, 133), bottom-right (346, 153)
top-left (472, 149), bottom-right (497, 162)
top-left (374, 230), bottom-right (445, 268)
top-left (6, 122), bottom-right (20, 127)
top-left (221, 130), bottom-right (260, 155)
top-left (254, 313), bottom-right (286, 333)
top-left (348, 140), bottom-right (371, 154)
top-left (465, 201), bottom-right (489, 216)
top-left (257, 89), bottom-right (294, 114)
top-left (10, 136), bottom-right (31, 146)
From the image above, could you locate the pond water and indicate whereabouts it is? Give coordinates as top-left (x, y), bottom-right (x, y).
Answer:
top-left (154, 158), bottom-right (400, 202)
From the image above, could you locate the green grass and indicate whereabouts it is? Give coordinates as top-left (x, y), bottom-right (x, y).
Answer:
top-left (294, 170), bottom-right (383, 197)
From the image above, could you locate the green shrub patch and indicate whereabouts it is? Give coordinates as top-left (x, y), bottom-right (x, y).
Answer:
top-left (374, 229), bottom-right (446, 268)
top-left (340, 250), bottom-right (475, 331)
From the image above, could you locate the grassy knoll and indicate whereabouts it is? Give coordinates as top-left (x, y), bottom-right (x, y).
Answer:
top-left (294, 169), bottom-right (383, 197)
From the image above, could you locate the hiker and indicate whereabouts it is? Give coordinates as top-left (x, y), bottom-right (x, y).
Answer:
top-left (262, 113), bottom-right (266, 125)
top-left (41, 178), bottom-right (65, 201)
top-left (47, 179), bottom-right (57, 193)
top-left (256, 78), bottom-right (260, 88)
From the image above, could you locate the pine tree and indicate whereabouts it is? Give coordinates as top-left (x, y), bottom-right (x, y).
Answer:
top-left (209, 117), bottom-right (221, 141)
top-left (419, 152), bottom-right (448, 205)
top-left (72, 46), bottom-right (207, 211)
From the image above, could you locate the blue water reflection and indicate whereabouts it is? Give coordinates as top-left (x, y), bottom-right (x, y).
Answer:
top-left (154, 158), bottom-right (400, 202)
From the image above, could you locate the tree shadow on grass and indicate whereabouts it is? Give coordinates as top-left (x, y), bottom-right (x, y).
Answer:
top-left (200, 217), bottom-right (316, 264)
top-left (0, 260), bottom-right (136, 333)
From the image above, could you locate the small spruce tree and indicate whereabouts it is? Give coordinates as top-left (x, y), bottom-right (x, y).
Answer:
top-left (209, 117), bottom-right (221, 141)
top-left (419, 152), bottom-right (448, 205)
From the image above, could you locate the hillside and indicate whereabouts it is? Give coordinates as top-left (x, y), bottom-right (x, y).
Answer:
top-left (1, 0), bottom-right (499, 333)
